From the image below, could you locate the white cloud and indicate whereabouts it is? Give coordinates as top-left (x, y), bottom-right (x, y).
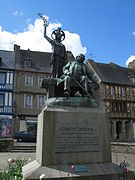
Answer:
top-left (127, 32), bottom-right (135, 66)
top-left (63, 31), bottom-right (86, 56)
top-left (12, 11), bottom-right (23, 17)
top-left (126, 55), bottom-right (135, 66)
top-left (0, 26), bottom-right (16, 50)
top-left (0, 17), bottom-right (86, 57)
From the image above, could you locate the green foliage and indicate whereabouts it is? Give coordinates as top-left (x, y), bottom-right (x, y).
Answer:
top-left (0, 159), bottom-right (27, 180)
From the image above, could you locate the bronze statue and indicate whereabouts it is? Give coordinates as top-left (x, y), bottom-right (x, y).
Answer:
top-left (61, 54), bottom-right (99, 97)
top-left (39, 14), bottom-right (99, 106)
top-left (39, 14), bottom-right (67, 78)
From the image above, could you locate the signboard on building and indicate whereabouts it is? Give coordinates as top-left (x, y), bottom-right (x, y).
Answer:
top-left (1, 118), bottom-right (12, 137)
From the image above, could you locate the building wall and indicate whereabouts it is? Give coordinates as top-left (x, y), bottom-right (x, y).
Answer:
top-left (86, 60), bottom-right (135, 140)
top-left (0, 70), bottom-right (14, 137)
top-left (101, 83), bottom-right (134, 140)
top-left (13, 70), bottom-right (50, 133)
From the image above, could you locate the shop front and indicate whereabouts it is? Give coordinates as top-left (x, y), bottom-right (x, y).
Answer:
top-left (26, 119), bottom-right (37, 132)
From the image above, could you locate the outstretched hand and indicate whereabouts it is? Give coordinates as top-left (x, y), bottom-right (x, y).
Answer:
top-left (38, 13), bottom-right (49, 27)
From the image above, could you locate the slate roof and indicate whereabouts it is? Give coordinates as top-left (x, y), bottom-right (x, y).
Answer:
top-left (87, 59), bottom-right (135, 85)
top-left (0, 48), bottom-right (51, 73)
top-left (15, 49), bottom-right (51, 73)
top-left (0, 50), bottom-right (15, 70)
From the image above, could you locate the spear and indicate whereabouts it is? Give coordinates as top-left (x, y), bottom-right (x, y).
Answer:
top-left (71, 75), bottom-right (92, 98)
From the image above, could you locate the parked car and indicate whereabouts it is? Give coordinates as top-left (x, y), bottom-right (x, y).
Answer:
top-left (14, 131), bottom-right (37, 142)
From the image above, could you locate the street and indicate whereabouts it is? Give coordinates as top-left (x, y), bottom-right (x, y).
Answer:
top-left (0, 150), bottom-right (135, 172)
top-left (0, 142), bottom-right (35, 172)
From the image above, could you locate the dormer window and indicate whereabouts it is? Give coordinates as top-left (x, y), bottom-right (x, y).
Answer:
top-left (0, 73), bottom-right (6, 84)
top-left (128, 75), bottom-right (135, 83)
top-left (131, 77), bottom-right (135, 83)
top-left (24, 59), bottom-right (32, 67)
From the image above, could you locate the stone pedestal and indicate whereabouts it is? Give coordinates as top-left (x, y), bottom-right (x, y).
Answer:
top-left (23, 105), bottom-right (124, 179)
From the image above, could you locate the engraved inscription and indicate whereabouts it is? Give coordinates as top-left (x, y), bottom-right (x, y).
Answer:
top-left (55, 122), bottom-right (100, 152)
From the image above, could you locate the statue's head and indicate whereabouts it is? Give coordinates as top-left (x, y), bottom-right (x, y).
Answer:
top-left (76, 54), bottom-right (85, 63)
top-left (57, 27), bottom-right (61, 32)
top-left (51, 27), bottom-right (65, 43)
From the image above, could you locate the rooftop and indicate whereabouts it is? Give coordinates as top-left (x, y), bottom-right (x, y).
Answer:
top-left (87, 59), bottom-right (135, 85)
top-left (0, 46), bottom-right (51, 73)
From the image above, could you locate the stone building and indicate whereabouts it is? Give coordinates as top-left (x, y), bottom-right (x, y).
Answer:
top-left (0, 50), bottom-right (14, 137)
top-left (13, 45), bottom-right (51, 133)
top-left (87, 59), bottom-right (135, 140)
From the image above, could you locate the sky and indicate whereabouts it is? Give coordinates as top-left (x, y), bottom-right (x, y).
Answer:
top-left (0, 0), bottom-right (135, 67)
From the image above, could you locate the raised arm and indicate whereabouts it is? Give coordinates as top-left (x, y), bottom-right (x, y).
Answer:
top-left (44, 23), bottom-right (54, 44)
top-left (38, 13), bottom-right (54, 45)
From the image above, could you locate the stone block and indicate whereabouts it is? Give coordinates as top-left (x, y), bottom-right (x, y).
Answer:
top-left (36, 106), bottom-right (111, 166)
top-left (23, 161), bottom-right (124, 180)
top-left (23, 105), bottom-right (125, 179)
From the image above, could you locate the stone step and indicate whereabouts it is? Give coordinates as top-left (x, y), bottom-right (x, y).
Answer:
top-left (13, 146), bottom-right (36, 150)
top-left (9, 149), bottom-right (36, 153)
top-left (7, 143), bottom-right (36, 152)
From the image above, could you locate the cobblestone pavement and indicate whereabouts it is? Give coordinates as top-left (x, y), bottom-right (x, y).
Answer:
top-left (0, 152), bottom-right (135, 172)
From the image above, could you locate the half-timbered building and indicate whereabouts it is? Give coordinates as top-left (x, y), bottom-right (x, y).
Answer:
top-left (87, 59), bottom-right (135, 140)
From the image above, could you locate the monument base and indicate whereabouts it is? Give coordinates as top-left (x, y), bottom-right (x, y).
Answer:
top-left (23, 160), bottom-right (124, 180)
top-left (23, 104), bottom-right (125, 179)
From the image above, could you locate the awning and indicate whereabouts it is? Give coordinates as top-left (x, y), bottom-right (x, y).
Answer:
top-left (26, 120), bottom-right (37, 125)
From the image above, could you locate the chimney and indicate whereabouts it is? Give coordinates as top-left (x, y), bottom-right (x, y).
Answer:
top-left (128, 60), bottom-right (135, 69)
top-left (14, 44), bottom-right (20, 53)
top-left (0, 57), bottom-right (2, 66)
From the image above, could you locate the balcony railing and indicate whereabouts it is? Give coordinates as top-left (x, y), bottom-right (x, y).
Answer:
top-left (0, 84), bottom-right (13, 91)
top-left (0, 107), bottom-right (13, 114)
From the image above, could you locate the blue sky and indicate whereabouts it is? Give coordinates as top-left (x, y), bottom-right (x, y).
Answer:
top-left (0, 0), bottom-right (135, 67)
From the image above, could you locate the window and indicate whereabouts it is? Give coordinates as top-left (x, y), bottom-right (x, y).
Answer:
top-left (0, 94), bottom-right (4, 106)
top-left (123, 103), bottom-right (127, 111)
top-left (111, 102), bottom-right (119, 112)
top-left (115, 103), bottom-right (119, 112)
top-left (110, 86), bottom-right (115, 96)
top-left (121, 87), bottom-right (126, 96)
top-left (38, 76), bottom-right (47, 87)
top-left (118, 102), bottom-right (122, 112)
top-left (0, 73), bottom-right (6, 84)
top-left (24, 60), bottom-right (32, 67)
top-left (25, 75), bottom-right (33, 86)
top-left (24, 94), bottom-right (33, 108)
top-left (111, 102), bottom-right (127, 112)
top-left (111, 102), bottom-right (115, 111)
top-left (130, 77), bottom-right (135, 83)
top-left (37, 95), bottom-right (45, 108)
